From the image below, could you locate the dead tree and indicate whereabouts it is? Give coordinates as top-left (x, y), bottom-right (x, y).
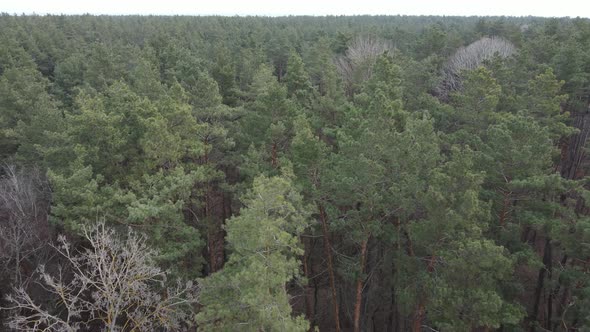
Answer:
top-left (437, 36), bottom-right (516, 99)
top-left (335, 35), bottom-right (395, 96)
top-left (0, 165), bottom-right (51, 286)
top-left (2, 223), bottom-right (199, 331)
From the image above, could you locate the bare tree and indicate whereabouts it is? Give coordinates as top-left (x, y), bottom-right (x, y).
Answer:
top-left (437, 36), bottom-right (516, 98)
top-left (2, 223), bottom-right (198, 331)
top-left (335, 35), bottom-right (395, 96)
top-left (0, 165), bottom-right (51, 286)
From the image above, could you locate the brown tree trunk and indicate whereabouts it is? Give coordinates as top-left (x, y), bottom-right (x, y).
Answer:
top-left (403, 227), bottom-right (422, 332)
top-left (560, 105), bottom-right (590, 180)
top-left (531, 238), bottom-right (552, 331)
top-left (498, 190), bottom-right (511, 228)
top-left (403, 229), bottom-right (415, 257)
top-left (204, 141), bottom-right (225, 273)
top-left (412, 255), bottom-right (436, 332)
top-left (203, 142), bottom-right (217, 274)
top-left (412, 302), bottom-right (425, 332)
top-left (318, 204), bottom-right (341, 332)
top-left (302, 235), bottom-right (315, 330)
top-left (206, 198), bottom-right (225, 273)
top-left (271, 141), bottom-right (278, 168)
top-left (520, 225), bottom-right (531, 243)
top-left (205, 184), bottom-right (218, 273)
top-left (546, 249), bottom-right (554, 330)
top-left (551, 255), bottom-right (569, 331)
top-left (553, 287), bottom-right (571, 331)
top-left (426, 255), bottom-right (436, 273)
top-left (354, 238), bottom-right (369, 332)
top-left (389, 220), bottom-right (401, 332)
top-left (388, 283), bottom-right (400, 332)
top-left (385, 237), bottom-right (401, 332)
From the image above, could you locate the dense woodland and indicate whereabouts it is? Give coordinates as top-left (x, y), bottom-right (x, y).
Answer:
top-left (1, 14), bottom-right (590, 331)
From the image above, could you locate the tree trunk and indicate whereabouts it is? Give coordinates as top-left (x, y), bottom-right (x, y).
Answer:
top-left (203, 139), bottom-right (223, 274)
top-left (412, 302), bottom-right (425, 332)
top-left (389, 287), bottom-right (400, 332)
top-left (560, 104), bottom-right (590, 180)
top-left (205, 184), bottom-right (216, 272)
top-left (550, 255), bottom-right (568, 331)
top-left (427, 255), bottom-right (436, 273)
top-left (412, 255), bottom-right (436, 332)
top-left (498, 190), bottom-right (511, 228)
top-left (520, 225), bottom-right (531, 243)
top-left (388, 262), bottom-right (400, 332)
top-left (546, 248), bottom-right (554, 330)
top-left (531, 238), bottom-right (552, 331)
top-left (271, 141), bottom-right (278, 168)
top-left (547, 253), bottom-right (567, 331)
top-left (388, 218), bottom-right (401, 332)
top-left (318, 204), bottom-right (341, 332)
top-left (403, 227), bottom-right (423, 332)
top-left (302, 234), bottom-right (315, 330)
top-left (354, 238), bottom-right (369, 332)
top-left (553, 286), bottom-right (570, 331)
top-left (205, 186), bottom-right (226, 273)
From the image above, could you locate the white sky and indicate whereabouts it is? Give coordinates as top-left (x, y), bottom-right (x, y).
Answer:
top-left (1, 0), bottom-right (590, 17)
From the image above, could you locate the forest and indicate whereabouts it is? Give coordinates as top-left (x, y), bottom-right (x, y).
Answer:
top-left (0, 13), bottom-right (590, 331)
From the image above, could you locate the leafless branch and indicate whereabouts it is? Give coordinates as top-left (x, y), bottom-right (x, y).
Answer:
top-left (437, 36), bottom-right (516, 99)
top-left (335, 35), bottom-right (395, 96)
top-left (2, 223), bottom-right (199, 331)
top-left (0, 164), bottom-right (51, 285)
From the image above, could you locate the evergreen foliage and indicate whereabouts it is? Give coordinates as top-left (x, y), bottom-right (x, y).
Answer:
top-left (1, 14), bottom-right (590, 331)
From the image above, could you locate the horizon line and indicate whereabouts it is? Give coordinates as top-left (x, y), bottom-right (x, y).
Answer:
top-left (2, 12), bottom-right (588, 19)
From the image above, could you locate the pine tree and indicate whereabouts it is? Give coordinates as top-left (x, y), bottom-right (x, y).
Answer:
top-left (197, 175), bottom-right (310, 331)
top-left (284, 51), bottom-right (313, 105)
top-left (291, 114), bottom-right (341, 331)
top-left (238, 64), bottom-right (296, 178)
top-left (449, 66), bottom-right (502, 134)
top-left (0, 64), bottom-right (61, 162)
top-left (521, 68), bottom-right (573, 139)
top-left (409, 147), bottom-right (524, 330)
top-left (40, 81), bottom-right (208, 278)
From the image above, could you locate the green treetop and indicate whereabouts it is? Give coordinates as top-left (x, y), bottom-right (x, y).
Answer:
top-left (197, 175), bottom-right (310, 332)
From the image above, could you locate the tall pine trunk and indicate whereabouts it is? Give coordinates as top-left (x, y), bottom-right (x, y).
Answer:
top-left (302, 234), bottom-right (315, 330)
top-left (353, 238), bottom-right (369, 332)
top-left (412, 303), bottom-right (425, 332)
top-left (531, 238), bottom-right (552, 331)
top-left (551, 255), bottom-right (569, 331)
top-left (498, 190), bottom-right (511, 227)
top-left (271, 141), bottom-right (278, 167)
top-left (318, 204), bottom-right (341, 332)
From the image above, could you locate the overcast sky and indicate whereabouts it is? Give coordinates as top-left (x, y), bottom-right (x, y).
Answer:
top-left (2, 0), bottom-right (589, 17)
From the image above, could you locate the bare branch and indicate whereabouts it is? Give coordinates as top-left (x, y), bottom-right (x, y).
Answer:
top-left (437, 36), bottom-right (516, 99)
top-left (2, 223), bottom-right (198, 331)
top-left (335, 35), bottom-right (395, 96)
top-left (0, 164), bottom-right (51, 285)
